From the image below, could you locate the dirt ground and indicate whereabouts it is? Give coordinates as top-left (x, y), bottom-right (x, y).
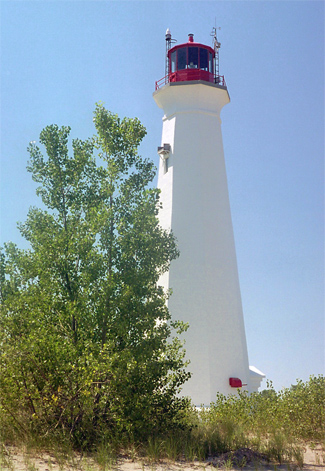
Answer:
top-left (0, 445), bottom-right (324, 471)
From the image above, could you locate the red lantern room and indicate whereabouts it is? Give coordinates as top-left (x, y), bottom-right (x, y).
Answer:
top-left (155, 30), bottom-right (226, 90)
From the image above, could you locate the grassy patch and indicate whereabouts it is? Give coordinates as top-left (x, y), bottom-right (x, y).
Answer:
top-left (0, 375), bottom-right (324, 469)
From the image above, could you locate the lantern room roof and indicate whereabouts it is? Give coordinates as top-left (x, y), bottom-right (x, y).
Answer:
top-left (168, 40), bottom-right (214, 56)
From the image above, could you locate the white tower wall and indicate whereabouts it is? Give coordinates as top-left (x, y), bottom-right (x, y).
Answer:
top-left (154, 82), bottom-right (250, 405)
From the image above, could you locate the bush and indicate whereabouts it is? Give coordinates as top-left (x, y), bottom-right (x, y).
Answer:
top-left (0, 105), bottom-right (190, 450)
top-left (202, 375), bottom-right (325, 458)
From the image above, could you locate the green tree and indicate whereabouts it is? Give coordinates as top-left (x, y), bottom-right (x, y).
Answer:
top-left (0, 103), bottom-right (190, 448)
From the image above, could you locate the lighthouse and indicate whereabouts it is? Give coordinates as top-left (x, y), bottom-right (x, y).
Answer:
top-left (154, 30), bottom-right (264, 405)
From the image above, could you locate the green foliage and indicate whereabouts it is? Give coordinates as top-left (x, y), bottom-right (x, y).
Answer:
top-left (198, 375), bottom-right (325, 463)
top-left (134, 376), bottom-right (322, 464)
top-left (205, 376), bottom-right (324, 443)
top-left (278, 376), bottom-right (325, 440)
top-left (0, 103), bottom-right (190, 449)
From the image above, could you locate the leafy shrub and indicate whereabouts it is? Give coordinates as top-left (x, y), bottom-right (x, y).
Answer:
top-left (0, 105), bottom-right (190, 450)
top-left (200, 375), bottom-right (324, 462)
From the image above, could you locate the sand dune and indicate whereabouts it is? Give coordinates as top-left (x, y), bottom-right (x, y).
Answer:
top-left (1, 444), bottom-right (324, 471)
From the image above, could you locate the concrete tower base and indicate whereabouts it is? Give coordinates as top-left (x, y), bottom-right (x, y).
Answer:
top-left (154, 81), bottom-right (251, 405)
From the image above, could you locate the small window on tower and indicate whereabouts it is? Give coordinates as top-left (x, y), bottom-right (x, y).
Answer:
top-left (177, 47), bottom-right (187, 70)
top-left (199, 48), bottom-right (208, 71)
top-left (171, 51), bottom-right (176, 73)
top-left (209, 52), bottom-right (214, 73)
top-left (188, 47), bottom-right (198, 68)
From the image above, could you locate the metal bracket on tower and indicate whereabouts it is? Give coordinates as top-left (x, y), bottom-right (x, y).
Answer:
top-left (157, 143), bottom-right (171, 160)
top-left (158, 143), bottom-right (171, 174)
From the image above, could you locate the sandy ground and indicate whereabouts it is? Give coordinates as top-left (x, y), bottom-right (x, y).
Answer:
top-left (0, 445), bottom-right (324, 471)
top-left (0, 447), bottom-right (325, 471)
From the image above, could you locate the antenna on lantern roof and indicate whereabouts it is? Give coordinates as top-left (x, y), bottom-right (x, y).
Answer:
top-left (211, 24), bottom-right (221, 81)
top-left (166, 28), bottom-right (172, 48)
top-left (165, 28), bottom-right (177, 78)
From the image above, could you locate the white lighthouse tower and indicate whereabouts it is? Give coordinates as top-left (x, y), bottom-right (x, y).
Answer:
top-left (154, 30), bottom-right (264, 405)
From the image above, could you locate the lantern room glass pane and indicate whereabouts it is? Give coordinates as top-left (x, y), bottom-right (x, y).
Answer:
top-left (209, 52), bottom-right (214, 73)
top-left (199, 48), bottom-right (208, 71)
top-left (177, 48), bottom-right (186, 70)
top-left (171, 51), bottom-right (176, 73)
top-left (188, 47), bottom-right (198, 68)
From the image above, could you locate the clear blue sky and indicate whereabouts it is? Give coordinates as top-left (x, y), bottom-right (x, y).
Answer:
top-left (1, 0), bottom-right (324, 392)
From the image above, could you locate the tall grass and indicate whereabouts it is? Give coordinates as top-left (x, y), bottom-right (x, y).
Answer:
top-left (0, 375), bottom-right (324, 467)
top-left (141, 375), bottom-right (324, 464)
top-left (207, 375), bottom-right (324, 442)
top-left (198, 375), bottom-right (324, 463)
